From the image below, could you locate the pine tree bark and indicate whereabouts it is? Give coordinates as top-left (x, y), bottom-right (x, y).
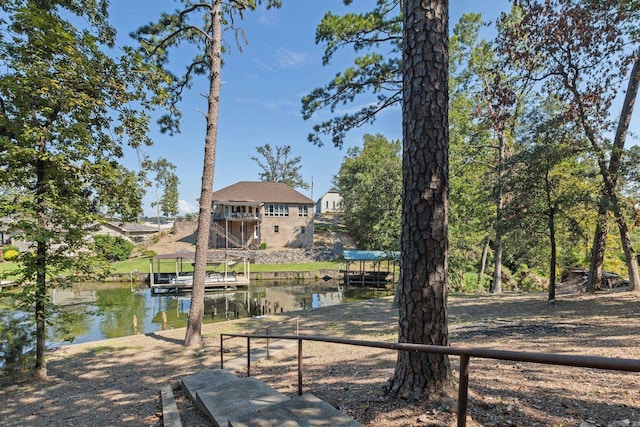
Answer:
top-left (386, 0), bottom-right (453, 399)
top-left (184, 0), bottom-right (222, 346)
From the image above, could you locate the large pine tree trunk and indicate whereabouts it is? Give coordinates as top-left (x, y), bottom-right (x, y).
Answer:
top-left (386, 0), bottom-right (453, 400)
top-left (184, 0), bottom-right (222, 346)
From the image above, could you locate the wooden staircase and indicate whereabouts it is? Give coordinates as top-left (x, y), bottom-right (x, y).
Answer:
top-left (211, 222), bottom-right (244, 248)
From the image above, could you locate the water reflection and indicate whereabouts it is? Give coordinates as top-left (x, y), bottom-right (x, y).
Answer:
top-left (42, 281), bottom-right (393, 346)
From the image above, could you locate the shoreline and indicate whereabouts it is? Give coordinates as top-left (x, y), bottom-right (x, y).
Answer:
top-left (2, 290), bottom-right (639, 426)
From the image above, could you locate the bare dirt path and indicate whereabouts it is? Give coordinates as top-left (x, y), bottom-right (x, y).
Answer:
top-left (1, 286), bottom-right (639, 426)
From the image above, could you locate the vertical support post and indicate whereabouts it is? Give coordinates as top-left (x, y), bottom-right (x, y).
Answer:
top-left (220, 335), bottom-right (224, 369)
top-left (266, 326), bottom-right (270, 358)
top-left (297, 338), bottom-right (303, 396)
top-left (458, 355), bottom-right (470, 427)
top-left (247, 336), bottom-right (251, 377)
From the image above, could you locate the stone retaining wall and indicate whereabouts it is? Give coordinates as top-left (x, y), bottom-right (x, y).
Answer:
top-left (253, 248), bottom-right (338, 264)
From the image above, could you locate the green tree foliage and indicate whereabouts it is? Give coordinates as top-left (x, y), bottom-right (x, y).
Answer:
top-left (499, 0), bottom-right (640, 292)
top-left (92, 235), bottom-right (135, 262)
top-left (0, 0), bottom-right (164, 378)
top-left (146, 158), bottom-right (180, 220)
top-left (302, 0), bottom-right (401, 147)
top-left (133, 0), bottom-right (282, 347)
top-left (250, 144), bottom-right (309, 190)
top-left (336, 134), bottom-right (401, 250)
top-left (505, 98), bottom-right (596, 300)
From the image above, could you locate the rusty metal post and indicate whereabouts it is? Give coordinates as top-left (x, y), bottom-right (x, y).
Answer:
top-left (266, 326), bottom-right (270, 358)
top-left (247, 336), bottom-right (251, 377)
top-left (220, 335), bottom-right (224, 369)
top-left (458, 355), bottom-right (470, 427)
top-left (297, 338), bottom-right (303, 396)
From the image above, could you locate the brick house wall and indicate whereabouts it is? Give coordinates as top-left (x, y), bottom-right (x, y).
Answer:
top-left (260, 204), bottom-right (314, 249)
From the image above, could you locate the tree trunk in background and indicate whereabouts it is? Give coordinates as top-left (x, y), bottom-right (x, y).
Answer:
top-left (386, 0), bottom-right (453, 399)
top-left (34, 144), bottom-right (47, 379)
top-left (587, 202), bottom-right (607, 292)
top-left (184, 0), bottom-right (222, 346)
top-left (588, 51), bottom-right (640, 292)
top-left (477, 238), bottom-right (489, 285)
top-left (491, 129), bottom-right (506, 293)
top-left (546, 170), bottom-right (557, 302)
top-left (611, 51), bottom-right (640, 292)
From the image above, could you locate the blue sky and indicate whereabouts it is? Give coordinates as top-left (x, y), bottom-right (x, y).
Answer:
top-left (108, 1), bottom-right (511, 216)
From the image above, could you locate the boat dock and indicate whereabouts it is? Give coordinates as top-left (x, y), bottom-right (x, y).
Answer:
top-left (0, 280), bottom-right (17, 290)
top-left (149, 250), bottom-right (251, 294)
top-left (342, 250), bottom-right (399, 289)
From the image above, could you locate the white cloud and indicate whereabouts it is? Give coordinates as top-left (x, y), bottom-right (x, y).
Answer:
top-left (274, 48), bottom-right (308, 69)
top-left (178, 200), bottom-right (197, 214)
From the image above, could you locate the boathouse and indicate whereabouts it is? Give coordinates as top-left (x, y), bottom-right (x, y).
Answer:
top-left (342, 250), bottom-right (400, 288)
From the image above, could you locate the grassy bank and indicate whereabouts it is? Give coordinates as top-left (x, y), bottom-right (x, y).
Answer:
top-left (111, 258), bottom-right (343, 274)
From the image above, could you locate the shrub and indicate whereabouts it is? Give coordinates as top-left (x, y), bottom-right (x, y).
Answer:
top-left (3, 244), bottom-right (19, 255)
top-left (142, 249), bottom-right (156, 258)
top-left (3, 249), bottom-right (19, 261)
top-left (92, 235), bottom-right (134, 261)
top-left (260, 242), bottom-right (267, 250)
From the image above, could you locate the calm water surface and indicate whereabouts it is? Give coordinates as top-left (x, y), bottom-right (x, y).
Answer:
top-left (46, 281), bottom-right (392, 346)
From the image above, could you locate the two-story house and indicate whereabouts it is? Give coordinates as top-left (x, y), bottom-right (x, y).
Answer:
top-left (210, 181), bottom-right (314, 249)
top-left (316, 189), bottom-right (343, 214)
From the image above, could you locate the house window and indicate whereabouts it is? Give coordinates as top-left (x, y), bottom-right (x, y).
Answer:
top-left (332, 201), bottom-right (336, 209)
top-left (274, 225), bottom-right (279, 233)
top-left (264, 204), bottom-right (289, 217)
top-left (254, 225), bottom-right (259, 238)
top-left (301, 226), bottom-right (306, 234)
top-left (326, 201), bottom-right (329, 209)
top-left (298, 205), bottom-right (308, 217)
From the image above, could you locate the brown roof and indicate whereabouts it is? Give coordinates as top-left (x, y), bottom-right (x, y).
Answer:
top-left (212, 181), bottom-right (314, 204)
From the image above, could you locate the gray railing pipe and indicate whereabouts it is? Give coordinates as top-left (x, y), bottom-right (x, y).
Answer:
top-left (220, 333), bottom-right (640, 426)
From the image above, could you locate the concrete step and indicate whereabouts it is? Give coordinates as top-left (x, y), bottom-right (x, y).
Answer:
top-left (228, 392), bottom-right (363, 427)
top-left (181, 369), bottom-right (240, 414)
top-left (196, 376), bottom-right (290, 427)
top-left (160, 384), bottom-right (182, 427)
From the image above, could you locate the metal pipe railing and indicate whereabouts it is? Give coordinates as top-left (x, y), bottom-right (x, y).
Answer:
top-left (264, 317), bottom-right (299, 358)
top-left (219, 333), bottom-right (640, 427)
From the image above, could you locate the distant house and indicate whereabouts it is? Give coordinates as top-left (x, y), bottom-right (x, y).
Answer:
top-left (210, 181), bottom-right (314, 249)
top-left (316, 189), bottom-right (342, 214)
top-left (92, 220), bottom-right (158, 242)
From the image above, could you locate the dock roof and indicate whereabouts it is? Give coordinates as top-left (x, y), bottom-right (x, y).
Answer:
top-left (343, 250), bottom-right (400, 261)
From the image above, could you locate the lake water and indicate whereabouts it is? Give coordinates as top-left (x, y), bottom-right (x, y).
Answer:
top-left (42, 281), bottom-right (393, 346)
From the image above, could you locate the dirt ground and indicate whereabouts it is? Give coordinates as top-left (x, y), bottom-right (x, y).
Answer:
top-left (1, 285), bottom-right (639, 426)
